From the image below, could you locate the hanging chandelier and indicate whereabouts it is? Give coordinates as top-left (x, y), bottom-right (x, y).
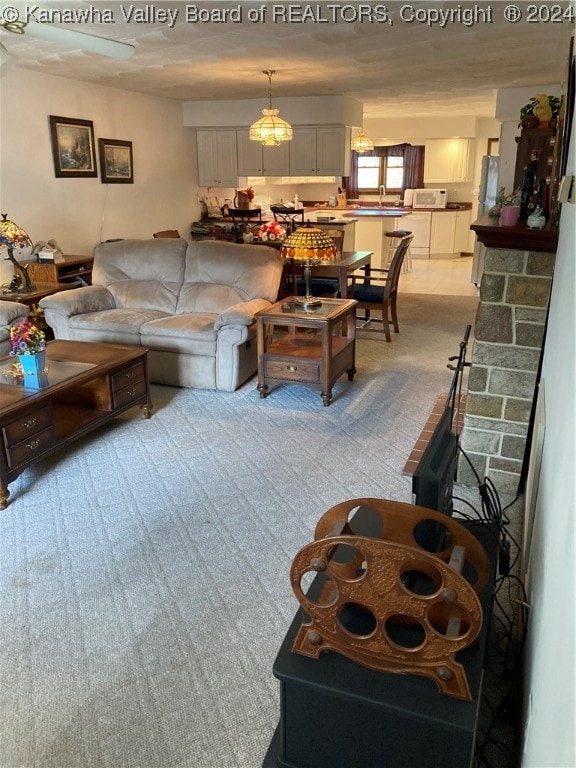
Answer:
top-left (249, 70), bottom-right (293, 146)
top-left (351, 129), bottom-right (374, 154)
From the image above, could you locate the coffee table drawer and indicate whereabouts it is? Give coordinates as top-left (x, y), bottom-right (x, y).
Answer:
top-left (6, 426), bottom-right (56, 468)
top-left (265, 359), bottom-right (320, 383)
top-left (2, 404), bottom-right (53, 446)
top-left (111, 362), bottom-right (145, 392)
top-left (113, 377), bottom-right (148, 408)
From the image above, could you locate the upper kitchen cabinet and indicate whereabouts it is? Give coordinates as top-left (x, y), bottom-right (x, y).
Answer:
top-left (197, 129), bottom-right (238, 187)
top-left (289, 126), bottom-right (350, 176)
top-left (424, 138), bottom-right (471, 184)
top-left (236, 131), bottom-right (290, 176)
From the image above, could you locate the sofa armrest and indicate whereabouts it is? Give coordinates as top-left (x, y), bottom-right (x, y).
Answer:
top-left (0, 300), bottom-right (29, 326)
top-left (214, 298), bottom-right (272, 330)
top-left (39, 285), bottom-right (116, 317)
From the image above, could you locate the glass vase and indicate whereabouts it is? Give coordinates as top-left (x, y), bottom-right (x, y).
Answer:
top-left (18, 351), bottom-right (46, 376)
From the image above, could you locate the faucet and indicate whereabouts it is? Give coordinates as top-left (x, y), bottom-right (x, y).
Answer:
top-left (379, 185), bottom-right (385, 206)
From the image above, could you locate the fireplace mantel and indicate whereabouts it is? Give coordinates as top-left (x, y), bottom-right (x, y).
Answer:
top-left (471, 215), bottom-right (559, 252)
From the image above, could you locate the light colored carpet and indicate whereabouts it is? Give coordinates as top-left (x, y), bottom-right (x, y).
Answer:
top-left (0, 294), bottom-right (481, 768)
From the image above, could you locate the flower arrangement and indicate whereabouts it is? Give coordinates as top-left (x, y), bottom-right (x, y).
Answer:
top-left (496, 187), bottom-right (522, 206)
top-left (9, 320), bottom-right (46, 356)
top-left (257, 221), bottom-right (286, 242)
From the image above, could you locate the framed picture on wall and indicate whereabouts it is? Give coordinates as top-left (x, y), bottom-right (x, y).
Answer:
top-left (98, 138), bottom-right (134, 183)
top-left (49, 115), bottom-right (97, 177)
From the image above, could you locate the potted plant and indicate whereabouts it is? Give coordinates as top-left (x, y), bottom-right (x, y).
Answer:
top-left (519, 95), bottom-right (561, 128)
top-left (9, 319), bottom-right (47, 376)
top-left (495, 187), bottom-right (522, 226)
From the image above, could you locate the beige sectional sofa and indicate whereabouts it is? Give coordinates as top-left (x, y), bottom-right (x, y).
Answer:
top-left (39, 238), bottom-right (283, 391)
top-left (0, 300), bottom-right (29, 356)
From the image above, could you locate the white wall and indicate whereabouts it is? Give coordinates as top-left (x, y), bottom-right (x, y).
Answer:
top-left (0, 69), bottom-right (199, 254)
top-left (520, 114), bottom-right (575, 767)
top-left (183, 95), bottom-right (363, 128)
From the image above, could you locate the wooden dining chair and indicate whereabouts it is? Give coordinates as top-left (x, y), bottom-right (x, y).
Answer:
top-left (348, 233), bottom-right (414, 341)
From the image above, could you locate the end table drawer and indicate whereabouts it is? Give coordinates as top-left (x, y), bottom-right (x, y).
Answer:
top-left (6, 426), bottom-right (56, 468)
top-left (265, 359), bottom-right (320, 383)
top-left (113, 377), bottom-right (148, 408)
top-left (111, 362), bottom-right (146, 392)
top-left (3, 404), bottom-right (53, 446)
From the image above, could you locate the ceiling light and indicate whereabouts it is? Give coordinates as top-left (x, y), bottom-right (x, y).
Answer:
top-left (351, 130), bottom-right (374, 154)
top-left (249, 70), bottom-right (293, 146)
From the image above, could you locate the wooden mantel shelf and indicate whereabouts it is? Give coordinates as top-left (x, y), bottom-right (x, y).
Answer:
top-left (471, 215), bottom-right (559, 252)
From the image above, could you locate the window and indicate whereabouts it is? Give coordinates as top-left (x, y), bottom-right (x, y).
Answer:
top-left (357, 155), bottom-right (381, 191)
top-left (385, 156), bottom-right (404, 191)
top-left (356, 154), bottom-right (404, 194)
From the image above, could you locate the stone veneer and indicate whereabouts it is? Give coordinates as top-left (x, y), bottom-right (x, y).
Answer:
top-left (458, 246), bottom-right (556, 494)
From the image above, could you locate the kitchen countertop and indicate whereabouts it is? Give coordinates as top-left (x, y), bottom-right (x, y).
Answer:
top-left (307, 204), bottom-right (472, 217)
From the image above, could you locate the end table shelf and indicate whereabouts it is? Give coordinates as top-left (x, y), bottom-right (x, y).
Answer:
top-left (256, 298), bottom-right (357, 406)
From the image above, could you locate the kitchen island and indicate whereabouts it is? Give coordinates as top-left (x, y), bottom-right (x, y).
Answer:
top-left (308, 205), bottom-right (473, 266)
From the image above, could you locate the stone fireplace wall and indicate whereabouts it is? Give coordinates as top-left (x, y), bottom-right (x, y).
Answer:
top-left (458, 246), bottom-right (556, 494)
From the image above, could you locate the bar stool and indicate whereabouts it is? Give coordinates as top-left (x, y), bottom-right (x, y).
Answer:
top-left (384, 229), bottom-right (412, 271)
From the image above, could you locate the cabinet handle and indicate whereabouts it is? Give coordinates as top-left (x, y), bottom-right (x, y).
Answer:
top-left (26, 439), bottom-right (40, 451)
top-left (23, 417), bottom-right (37, 429)
top-left (123, 370), bottom-right (134, 380)
top-left (127, 388), bottom-right (136, 397)
top-left (287, 365), bottom-right (297, 372)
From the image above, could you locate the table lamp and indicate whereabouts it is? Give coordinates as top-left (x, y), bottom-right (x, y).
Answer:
top-left (280, 225), bottom-right (337, 307)
top-left (0, 214), bottom-right (33, 292)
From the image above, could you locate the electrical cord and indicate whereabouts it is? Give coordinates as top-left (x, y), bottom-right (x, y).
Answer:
top-left (452, 444), bottom-right (528, 768)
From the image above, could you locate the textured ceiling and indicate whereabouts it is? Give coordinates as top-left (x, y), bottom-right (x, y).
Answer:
top-left (1, 1), bottom-right (573, 117)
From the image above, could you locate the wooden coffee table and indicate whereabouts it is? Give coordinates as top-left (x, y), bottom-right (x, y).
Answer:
top-left (256, 298), bottom-right (357, 406)
top-left (0, 340), bottom-right (152, 510)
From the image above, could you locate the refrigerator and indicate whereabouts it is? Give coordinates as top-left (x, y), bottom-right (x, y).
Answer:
top-left (472, 155), bottom-right (500, 286)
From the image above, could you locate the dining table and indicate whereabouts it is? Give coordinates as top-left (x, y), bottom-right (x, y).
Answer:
top-left (311, 250), bottom-right (373, 298)
top-left (254, 243), bottom-right (373, 299)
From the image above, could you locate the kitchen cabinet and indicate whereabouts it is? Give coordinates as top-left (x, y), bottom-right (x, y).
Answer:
top-left (429, 210), bottom-right (472, 257)
top-left (454, 209), bottom-right (473, 254)
top-left (404, 211), bottom-right (432, 259)
top-left (196, 129), bottom-right (238, 187)
top-left (430, 211), bottom-right (457, 256)
top-left (289, 126), bottom-right (349, 176)
top-left (354, 215), bottom-right (406, 269)
top-left (236, 131), bottom-right (290, 176)
top-left (424, 139), bottom-right (471, 183)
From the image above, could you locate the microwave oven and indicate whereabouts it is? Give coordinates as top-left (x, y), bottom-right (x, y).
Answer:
top-left (411, 189), bottom-right (448, 209)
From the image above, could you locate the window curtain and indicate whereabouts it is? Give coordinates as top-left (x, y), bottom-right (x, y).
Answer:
top-left (344, 150), bottom-right (359, 200)
top-left (402, 144), bottom-right (425, 190)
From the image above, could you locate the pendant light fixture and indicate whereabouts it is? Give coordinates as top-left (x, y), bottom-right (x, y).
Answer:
top-left (351, 129), bottom-right (374, 154)
top-left (249, 70), bottom-right (293, 146)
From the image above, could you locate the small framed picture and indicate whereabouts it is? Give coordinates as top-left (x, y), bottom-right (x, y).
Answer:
top-left (98, 138), bottom-right (134, 184)
top-left (49, 115), bottom-right (97, 178)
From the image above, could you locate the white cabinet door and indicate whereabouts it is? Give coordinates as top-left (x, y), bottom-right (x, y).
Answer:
top-left (430, 211), bottom-right (457, 256)
top-left (424, 139), bottom-right (470, 183)
top-left (290, 128), bottom-right (318, 175)
top-left (237, 131), bottom-right (263, 176)
top-left (237, 132), bottom-right (290, 176)
top-left (289, 126), bottom-right (348, 176)
top-left (262, 143), bottom-right (290, 175)
top-left (316, 126), bottom-right (347, 175)
top-left (404, 211), bottom-right (431, 258)
top-left (197, 130), bottom-right (238, 187)
top-left (454, 210), bottom-right (473, 254)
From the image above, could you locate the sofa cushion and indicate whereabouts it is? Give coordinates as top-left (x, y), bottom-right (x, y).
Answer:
top-left (176, 240), bottom-right (282, 314)
top-left (93, 239), bottom-right (187, 313)
top-left (141, 313), bottom-right (218, 355)
top-left (69, 308), bottom-right (169, 336)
